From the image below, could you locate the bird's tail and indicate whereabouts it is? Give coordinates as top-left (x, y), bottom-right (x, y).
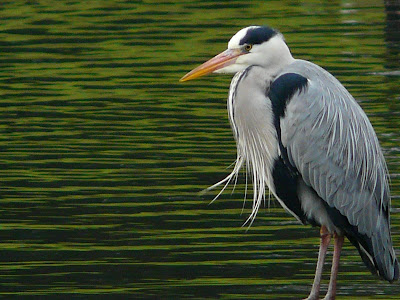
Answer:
top-left (348, 223), bottom-right (399, 282)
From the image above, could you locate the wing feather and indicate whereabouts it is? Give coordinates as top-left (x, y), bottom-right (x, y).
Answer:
top-left (277, 60), bottom-right (397, 280)
top-left (280, 62), bottom-right (390, 230)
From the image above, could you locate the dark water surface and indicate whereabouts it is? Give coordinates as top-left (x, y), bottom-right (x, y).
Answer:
top-left (1, 1), bottom-right (400, 299)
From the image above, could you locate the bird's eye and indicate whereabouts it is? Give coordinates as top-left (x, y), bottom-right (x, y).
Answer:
top-left (245, 44), bottom-right (253, 51)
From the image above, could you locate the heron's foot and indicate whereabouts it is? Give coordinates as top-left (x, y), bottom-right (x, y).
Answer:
top-left (303, 291), bottom-right (335, 300)
top-left (303, 293), bottom-right (320, 300)
top-left (322, 293), bottom-right (335, 300)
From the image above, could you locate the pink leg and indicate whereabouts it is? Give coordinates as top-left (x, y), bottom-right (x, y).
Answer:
top-left (304, 226), bottom-right (331, 300)
top-left (323, 233), bottom-right (344, 300)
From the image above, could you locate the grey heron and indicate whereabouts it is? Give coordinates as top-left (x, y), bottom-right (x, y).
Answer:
top-left (180, 26), bottom-right (399, 299)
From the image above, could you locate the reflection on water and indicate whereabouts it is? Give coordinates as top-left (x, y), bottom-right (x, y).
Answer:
top-left (0, 1), bottom-right (399, 299)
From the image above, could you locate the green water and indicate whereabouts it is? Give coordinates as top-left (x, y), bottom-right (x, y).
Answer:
top-left (0, 1), bottom-right (399, 299)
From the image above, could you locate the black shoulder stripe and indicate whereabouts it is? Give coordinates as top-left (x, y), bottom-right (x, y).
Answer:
top-left (272, 157), bottom-right (307, 223)
top-left (268, 73), bottom-right (308, 119)
top-left (268, 73), bottom-right (308, 175)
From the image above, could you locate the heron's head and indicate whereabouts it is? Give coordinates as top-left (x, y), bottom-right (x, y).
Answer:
top-left (180, 26), bottom-right (294, 82)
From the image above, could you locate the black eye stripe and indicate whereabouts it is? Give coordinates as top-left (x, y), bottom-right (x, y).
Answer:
top-left (239, 26), bottom-right (278, 46)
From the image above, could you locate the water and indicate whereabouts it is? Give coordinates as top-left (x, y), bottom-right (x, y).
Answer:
top-left (0, 1), bottom-right (399, 299)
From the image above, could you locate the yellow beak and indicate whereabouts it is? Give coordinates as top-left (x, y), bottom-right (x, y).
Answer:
top-left (180, 49), bottom-right (244, 82)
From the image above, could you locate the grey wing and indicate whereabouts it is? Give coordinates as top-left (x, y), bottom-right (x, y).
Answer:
top-left (278, 62), bottom-right (398, 281)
